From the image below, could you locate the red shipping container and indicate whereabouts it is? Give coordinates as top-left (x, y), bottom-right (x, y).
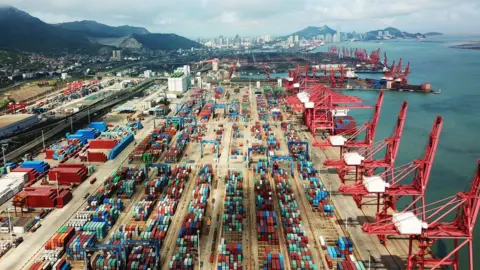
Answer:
top-left (45, 149), bottom-right (55, 159)
top-left (49, 167), bottom-right (88, 184)
top-left (56, 189), bottom-right (73, 208)
top-left (16, 187), bottom-right (60, 208)
top-left (89, 139), bottom-right (118, 149)
top-left (58, 163), bottom-right (85, 168)
top-left (87, 151), bottom-right (108, 162)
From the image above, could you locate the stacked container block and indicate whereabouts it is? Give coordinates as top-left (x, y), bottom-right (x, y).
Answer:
top-left (273, 170), bottom-right (317, 270)
top-left (217, 239), bottom-right (243, 270)
top-left (223, 170), bottom-right (244, 232)
top-left (169, 164), bottom-right (212, 269)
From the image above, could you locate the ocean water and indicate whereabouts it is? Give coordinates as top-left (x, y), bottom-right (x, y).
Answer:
top-left (244, 36), bottom-right (480, 268)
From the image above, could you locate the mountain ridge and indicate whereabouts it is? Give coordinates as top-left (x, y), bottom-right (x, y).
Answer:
top-left (57, 20), bottom-right (150, 38)
top-left (282, 25), bottom-right (337, 40)
top-left (0, 6), bottom-right (201, 54)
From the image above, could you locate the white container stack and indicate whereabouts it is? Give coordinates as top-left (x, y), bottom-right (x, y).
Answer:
top-left (67, 219), bottom-right (89, 231)
top-left (0, 172), bottom-right (29, 206)
top-left (41, 248), bottom-right (64, 262)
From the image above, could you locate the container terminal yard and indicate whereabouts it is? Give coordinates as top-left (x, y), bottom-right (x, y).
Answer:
top-left (0, 55), bottom-right (477, 270)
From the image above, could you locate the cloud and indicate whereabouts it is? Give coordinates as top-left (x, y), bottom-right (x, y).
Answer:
top-left (220, 12), bottom-right (239, 24)
top-left (1, 0), bottom-right (479, 37)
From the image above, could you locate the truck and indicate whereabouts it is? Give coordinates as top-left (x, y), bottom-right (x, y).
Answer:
top-left (14, 237), bottom-right (23, 247)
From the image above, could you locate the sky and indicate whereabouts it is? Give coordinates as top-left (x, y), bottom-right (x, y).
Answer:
top-left (1, 0), bottom-right (479, 38)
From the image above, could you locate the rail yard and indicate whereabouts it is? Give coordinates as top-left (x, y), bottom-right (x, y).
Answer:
top-left (0, 53), bottom-right (477, 270)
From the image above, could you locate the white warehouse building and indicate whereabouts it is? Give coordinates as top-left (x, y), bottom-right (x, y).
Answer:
top-left (168, 65), bottom-right (191, 92)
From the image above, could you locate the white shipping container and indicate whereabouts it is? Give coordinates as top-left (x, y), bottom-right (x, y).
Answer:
top-left (12, 226), bottom-right (25, 234)
top-left (5, 172), bottom-right (28, 183)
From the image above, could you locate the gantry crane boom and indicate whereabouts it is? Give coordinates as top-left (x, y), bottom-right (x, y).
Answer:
top-left (362, 159), bottom-right (480, 270)
top-left (323, 101), bottom-right (408, 183)
top-left (312, 92), bottom-right (384, 154)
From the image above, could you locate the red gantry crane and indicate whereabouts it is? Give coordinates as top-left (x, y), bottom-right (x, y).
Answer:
top-left (338, 65), bottom-right (346, 88)
top-left (362, 158), bottom-right (480, 270)
top-left (369, 49), bottom-right (381, 66)
top-left (323, 101), bottom-right (407, 184)
top-left (284, 65), bottom-right (301, 93)
top-left (261, 64), bottom-right (271, 80)
top-left (340, 115), bottom-right (442, 224)
top-left (301, 84), bottom-right (372, 135)
top-left (312, 92), bottom-right (384, 155)
top-left (329, 69), bottom-right (337, 88)
top-left (396, 61), bottom-right (411, 84)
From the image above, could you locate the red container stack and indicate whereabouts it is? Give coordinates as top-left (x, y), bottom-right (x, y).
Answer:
top-left (89, 139), bottom-right (118, 149)
top-left (87, 151), bottom-right (108, 162)
top-left (56, 189), bottom-right (73, 208)
top-left (14, 187), bottom-right (72, 208)
top-left (48, 164), bottom-right (88, 184)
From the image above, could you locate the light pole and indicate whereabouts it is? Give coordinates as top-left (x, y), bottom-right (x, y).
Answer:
top-left (7, 209), bottom-right (13, 242)
top-left (197, 230), bottom-right (201, 269)
top-left (368, 250), bottom-right (371, 270)
top-left (41, 130), bottom-right (46, 149)
top-left (2, 144), bottom-right (8, 166)
top-left (345, 212), bottom-right (348, 231)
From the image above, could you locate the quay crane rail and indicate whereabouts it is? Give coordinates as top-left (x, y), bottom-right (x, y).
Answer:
top-left (323, 101), bottom-right (408, 184)
top-left (362, 159), bottom-right (480, 270)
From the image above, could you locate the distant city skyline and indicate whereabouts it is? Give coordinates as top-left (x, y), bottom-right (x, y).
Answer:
top-left (1, 0), bottom-right (479, 38)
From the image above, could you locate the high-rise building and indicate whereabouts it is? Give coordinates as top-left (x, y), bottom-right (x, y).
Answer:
top-left (325, 33), bottom-right (332, 43)
top-left (287, 36), bottom-right (294, 44)
top-left (234, 34), bottom-right (241, 45)
top-left (333, 32), bottom-right (341, 42)
top-left (144, 70), bottom-right (153, 78)
top-left (294, 35), bottom-right (299, 43)
top-left (263, 34), bottom-right (271, 42)
top-left (168, 65), bottom-right (191, 92)
top-left (378, 31), bottom-right (383, 37)
top-left (218, 35), bottom-right (224, 46)
top-left (112, 50), bottom-right (123, 61)
top-left (384, 30), bottom-right (389, 36)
